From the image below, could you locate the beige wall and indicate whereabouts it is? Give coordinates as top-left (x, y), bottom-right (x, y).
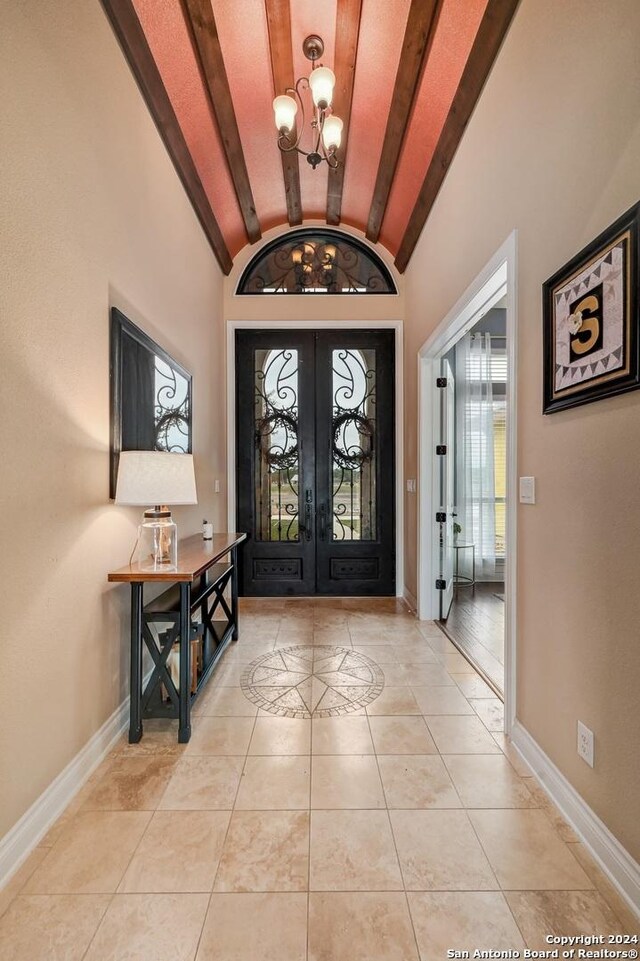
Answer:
top-left (0, 0), bottom-right (225, 839)
top-left (404, 0), bottom-right (640, 860)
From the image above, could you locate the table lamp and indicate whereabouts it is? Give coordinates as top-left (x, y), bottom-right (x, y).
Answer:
top-left (115, 451), bottom-right (197, 570)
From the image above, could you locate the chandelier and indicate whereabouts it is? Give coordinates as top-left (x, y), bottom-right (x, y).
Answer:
top-left (272, 35), bottom-right (343, 170)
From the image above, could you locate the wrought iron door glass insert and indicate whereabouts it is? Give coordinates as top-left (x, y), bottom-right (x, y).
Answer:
top-left (332, 348), bottom-right (376, 541)
top-left (237, 228), bottom-right (397, 295)
top-left (254, 348), bottom-right (300, 541)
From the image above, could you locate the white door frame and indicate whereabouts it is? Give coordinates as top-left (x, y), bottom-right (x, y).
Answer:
top-left (416, 231), bottom-right (518, 733)
top-left (226, 320), bottom-right (405, 597)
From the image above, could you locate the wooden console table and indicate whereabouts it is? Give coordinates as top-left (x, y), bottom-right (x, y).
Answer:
top-left (108, 532), bottom-right (247, 743)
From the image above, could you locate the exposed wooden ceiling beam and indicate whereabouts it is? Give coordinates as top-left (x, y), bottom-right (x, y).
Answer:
top-left (182, 0), bottom-right (261, 245)
top-left (99, 0), bottom-right (232, 274)
top-left (326, 0), bottom-right (363, 226)
top-left (395, 0), bottom-right (521, 273)
top-left (365, 0), bottom-right (442, 244)
top-left (265, 0), bottom-right (303, 227)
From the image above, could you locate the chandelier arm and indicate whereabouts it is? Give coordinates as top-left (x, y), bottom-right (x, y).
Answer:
top-left (317, 112), bottom-right (340, 169)
top-left (289, 78), bottom-right (309, 151)
top-left (315, 108), bottom-right (325, 156)
top-left (325, 147), bottom-right (340, 169)
top-left (277, 135), bottom-right (313, 158)
top-left (276, 82), bottom-right (307, 153)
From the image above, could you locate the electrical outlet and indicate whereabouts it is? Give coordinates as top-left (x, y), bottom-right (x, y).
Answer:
top-left (577, 721), bottom-right (594, 768)
top-left (214, 479), bottom-right (221, 493)
top-left (406, 479), bottom-right (416, 493)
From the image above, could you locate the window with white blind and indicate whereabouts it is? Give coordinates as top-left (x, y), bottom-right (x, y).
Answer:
top-left (465, 349), bottom-right (507, 384)
top-left (493, 399), bottom-right (506, 558)
top-left (462, 343), bottom-right (507, 561)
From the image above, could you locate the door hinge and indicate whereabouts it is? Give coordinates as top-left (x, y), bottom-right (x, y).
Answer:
top-left (436, 444), bottom-right (447, 455)
top-left (436, 377), bottom-right (448, 388)
top-left (435, 578), bottom-right (446, 590)
top-left (435, 511), bottom-right (446, 523)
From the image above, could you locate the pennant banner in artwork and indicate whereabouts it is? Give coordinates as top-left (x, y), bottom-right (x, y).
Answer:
top-left (555, 346), bottom-right (624, 382)
top-left (555, 245), bottom-right (619, 305)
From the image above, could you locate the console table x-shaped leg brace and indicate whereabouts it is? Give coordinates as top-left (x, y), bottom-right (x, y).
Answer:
top-left (129, 582), bottom-right (194, 744)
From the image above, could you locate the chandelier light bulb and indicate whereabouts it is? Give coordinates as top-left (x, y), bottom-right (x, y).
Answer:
top-left (322, 115), bottom-right (343, 151)
top-left (308, 66), bottom-right (335, 110)
top-left (273, 94), bottom-right (297, 134)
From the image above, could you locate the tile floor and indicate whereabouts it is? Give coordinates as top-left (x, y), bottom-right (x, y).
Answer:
top-left (1, 598), bottom-right (637, 959)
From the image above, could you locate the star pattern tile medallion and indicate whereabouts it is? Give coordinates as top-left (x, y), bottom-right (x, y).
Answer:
top-left (240, 646), bottom-right (385, 718)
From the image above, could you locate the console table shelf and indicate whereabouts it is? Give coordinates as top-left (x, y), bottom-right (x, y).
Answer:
top-left (108, 532), bottom-right (247, 743)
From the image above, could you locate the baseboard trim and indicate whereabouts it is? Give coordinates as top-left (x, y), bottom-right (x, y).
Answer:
top-left (403, 587), bottom-right (418, 614)
top-left (511, 720), bottom-right (640, 920)
top-left (0, 694), bottom-right (130, 890)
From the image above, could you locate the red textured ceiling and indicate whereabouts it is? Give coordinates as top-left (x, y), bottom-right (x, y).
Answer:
top-left (212, 0), bottom-right (286, 234)
top-left (380, 0), bottom-right (489, 253)
top-left (341, 0), bottom-right (412, 233)
top-left (133, 0), bottom-right (247, 256)
top-left (131, 0), bottom-right (489, 262)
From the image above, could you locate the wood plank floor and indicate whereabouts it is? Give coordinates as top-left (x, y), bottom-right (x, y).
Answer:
top-left (442, 583), bottom-right (505, 694)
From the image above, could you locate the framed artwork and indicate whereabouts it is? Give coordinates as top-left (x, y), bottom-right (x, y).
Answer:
top-left (543, 201), bottom-right (639, 413)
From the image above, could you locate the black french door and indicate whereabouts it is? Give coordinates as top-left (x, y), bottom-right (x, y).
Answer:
top-left (236, 329), bottom-right (395, 596)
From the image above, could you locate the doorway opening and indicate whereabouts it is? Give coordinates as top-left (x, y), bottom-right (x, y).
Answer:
top-left (417, 234), bottom-right (517, 717)
top-left (235, 328), bottom-right (396, 596)
top-left (438, 310), bottom-right (507, 690)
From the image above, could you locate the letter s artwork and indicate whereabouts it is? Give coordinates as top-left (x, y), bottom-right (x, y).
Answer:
top-left (552, 241), bottom-right (628, 399)
top-left (543, 206), bottom-right (638, 415)
top-left (568, 287), bottom-right (603, 361)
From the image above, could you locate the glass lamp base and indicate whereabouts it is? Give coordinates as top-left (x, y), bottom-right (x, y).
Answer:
top-left (137, 514), bottom-right (177, 570)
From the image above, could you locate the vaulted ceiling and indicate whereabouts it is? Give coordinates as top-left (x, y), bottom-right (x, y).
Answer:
top-left (101, 0), bottom-right (519, 275)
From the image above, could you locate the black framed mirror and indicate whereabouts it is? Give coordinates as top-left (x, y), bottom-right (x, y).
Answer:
top-left (110, 308), bottom-right (193, 498)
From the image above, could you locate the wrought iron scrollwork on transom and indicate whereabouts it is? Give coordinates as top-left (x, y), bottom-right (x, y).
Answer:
top-left (237, 229), bottom-right (397, 295)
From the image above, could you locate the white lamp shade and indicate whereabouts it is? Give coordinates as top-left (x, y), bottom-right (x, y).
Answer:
top-left (308, 66), bottom-right (335, 109)
top-left (273, 94), bottom-right (297, 133)
top-left (115, 451), bottom-right (197, 506)
top-left (322, 115), bottom-right (343, 151)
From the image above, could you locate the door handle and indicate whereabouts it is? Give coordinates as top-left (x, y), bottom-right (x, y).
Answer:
top-left (319, 504), bottom-right (327, 541)
top-left (301, 488), bottom-right (313, 542)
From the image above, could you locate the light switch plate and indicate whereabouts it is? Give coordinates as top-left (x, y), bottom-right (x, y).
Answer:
top-left (406, 479), bottom-right (416, 493)
top-left (519, 476), bottom-right (535, 504)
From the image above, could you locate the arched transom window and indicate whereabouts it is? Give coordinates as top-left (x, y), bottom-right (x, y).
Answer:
top-left (237, 228), bottom-right (397, 295)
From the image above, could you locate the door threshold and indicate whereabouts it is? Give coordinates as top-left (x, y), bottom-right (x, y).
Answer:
top-left (436, 621), bottom-right (504, 702)
top-left (240, 594), bottom-right (404, 602)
